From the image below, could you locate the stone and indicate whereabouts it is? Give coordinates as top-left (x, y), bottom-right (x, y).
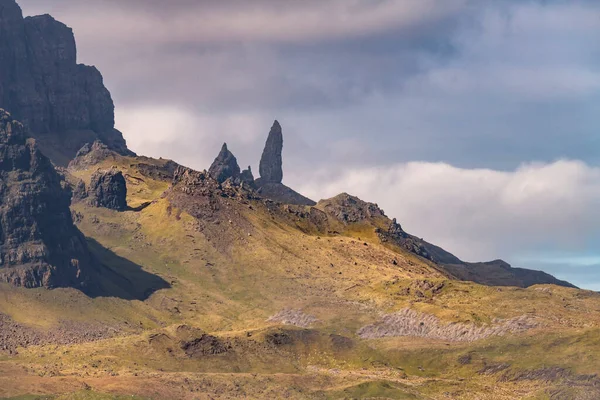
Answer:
top-left (259, 120), bottom-right (283, 183)
top-left (72, 179), bottom-right (87, 202)
top-left (87, 168), bottom-right (128, 211)
top-left (68, 141), bottom-right (116, 170)
top-left (254, 181), bottom-right (316, 206)
top-left (208, 143), bottom-right (241, 184)
top-left (319, 193), bottom-right (386, 223)
top-left (253, 120), bottom-right (315, 206)
top-left (240, 166), bottom-right (254, 185)
top-left (0, 0), bottom-right (133, 166)
top-left (0, 109), bottom-right (93, 288)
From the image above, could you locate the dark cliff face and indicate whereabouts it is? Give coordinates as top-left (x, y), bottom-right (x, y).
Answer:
top-left (0, 109), bottom-right (93, 288)
top-left (0, 0), bottom-right (131, 166)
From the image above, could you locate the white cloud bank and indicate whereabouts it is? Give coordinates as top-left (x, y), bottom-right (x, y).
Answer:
top-left (295, 160), bottom-right (600, 265)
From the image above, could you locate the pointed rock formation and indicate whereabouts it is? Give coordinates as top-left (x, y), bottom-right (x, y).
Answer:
top-left (254, 121), bottom-right (315, 206)
top-left (259, 120), bottom-right (283, 183)
top-left (87, 168), bottom-right (127, 211)
top-left (240, 166), bottom-right (255, 185)
top-left (0, 109), bottom-right (92, 288)
top-left (0, 0), bottom-right (132, 166)
top-left (208, 143), bottom-right (241, 184)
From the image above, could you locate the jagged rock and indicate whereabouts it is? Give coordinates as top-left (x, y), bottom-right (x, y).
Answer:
top-left (0, 109), bottom-right (92, 288)
top-left (319, 193), bottom-right (386, 223)
top-left (68, 141), bottom-right (116, 170)
top-left (240, 166), bottom-right (255, 185)
top-left (136, 159), bottom-right (180, 182)
top-left (0, 0), bottom-right (133, 166)
top-left (259, 120), bottom-right (283, 183)
top-left (87, 168), bottom-right (127, 211)
top-left (208, 143), bottom-right (241, 184)
top-left (72, 179), bottom-right (87, 202)
top-left (377, 219), bottom-right (435, 261)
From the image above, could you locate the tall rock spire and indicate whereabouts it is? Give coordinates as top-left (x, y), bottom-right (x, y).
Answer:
top-left (259, 120), bottom-right (283, 183)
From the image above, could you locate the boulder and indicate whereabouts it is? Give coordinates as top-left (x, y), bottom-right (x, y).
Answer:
top-left (87, 168), bottom-right (128, 211)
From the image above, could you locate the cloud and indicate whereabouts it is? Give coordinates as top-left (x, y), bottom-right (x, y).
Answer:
top-left (115, 105), bottom-right (271, 171)
top-left (294, 160), bottom-right (600, 266)
top-left (19, 0), bottom-right (468, 45)
top-left (16, 0), bottom-right (600, 288)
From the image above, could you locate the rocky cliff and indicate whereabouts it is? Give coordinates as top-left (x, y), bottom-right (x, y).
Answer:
top-left (0, 109), bottom-right (93, 288)
top-left (0, 0), bottom-right (132, 166)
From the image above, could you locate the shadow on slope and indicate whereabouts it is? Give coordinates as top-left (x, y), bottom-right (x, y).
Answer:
top-left (83, 238), bottom-right (170, 300)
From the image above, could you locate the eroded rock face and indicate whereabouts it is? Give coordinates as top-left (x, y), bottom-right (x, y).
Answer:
top-left (208, 143), bottom-right (241, 184)
top-left (319, 193), bottom-right (386, 223)
top-left (0, 0), bottom-right (132, 166)
top-left (68, 141), bottom-right (116, 170)
top-left (258, 120), bottom-right (283, 183)
top-left (240, 166), bottom-right (254, 185)
top-left (0, 109), bottom-right (92, 288)
top-left (87, 168), bottom-right (127, 211)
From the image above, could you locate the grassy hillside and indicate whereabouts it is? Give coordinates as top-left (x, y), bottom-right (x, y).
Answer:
top-left (0, 152), bottom-right (599, 399)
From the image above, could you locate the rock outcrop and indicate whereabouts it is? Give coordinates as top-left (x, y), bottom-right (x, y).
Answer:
top-left (259, 120), bottom-right (283, 183)
top-left (68, 141), bottom-right (117, 170)
top-left (208, 143), bottom-right (241, 184)
top-left (319, 193), bottom-right (386, 223)
top-left (87, 168), bottom-right (127, 211)
top-left (240, 166), bottom-right (255, 185)
top-left (0, 109), bottom-right (92, 288)
top-left (254, 121), bottom-right (315, 206)
top-left (0, 0), bottom-right (132, 166)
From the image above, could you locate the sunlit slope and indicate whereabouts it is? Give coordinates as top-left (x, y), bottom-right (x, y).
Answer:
top-left (0, 150), bottom-right (599, 399)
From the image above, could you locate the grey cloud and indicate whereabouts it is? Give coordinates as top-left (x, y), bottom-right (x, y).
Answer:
top-left (12, 0), bottom-right (600, 289)
top-left (17, 0), bottom-right (598, 171)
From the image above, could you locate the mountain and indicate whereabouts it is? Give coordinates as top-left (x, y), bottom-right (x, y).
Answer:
top-left (0, 2), bottom-right (599, 399)
top-left (0, 0), bottom-right (132, 166)
top-left (0, 109), bottom-right (93, 288)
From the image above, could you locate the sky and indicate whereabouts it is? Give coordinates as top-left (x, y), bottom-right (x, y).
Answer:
top-left (18, 0), bottom-right (600, 290)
